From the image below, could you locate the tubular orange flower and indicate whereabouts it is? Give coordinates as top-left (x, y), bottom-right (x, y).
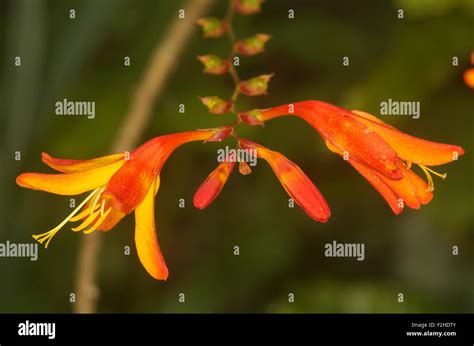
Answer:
top-left (16, 128), bottom-right (230, 280)
top-left (194, 161), bottom-right (236, 209)
top-left (239, 101), bottom-right (464, 214)
top-left (239, 138), bottom-right (330, 222)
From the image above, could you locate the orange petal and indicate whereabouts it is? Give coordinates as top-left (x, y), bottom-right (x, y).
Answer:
top-left (97, 208), bottom-right (126, 231)
top-left (348, 159), bottom-right (403, 214)
top-left (134, 177), bottom-right (168, 280)
top-left (350, 110), bottom-right (465, 166)
top-left (297, 102), bottom-right (403, 179)
top-left (104, 130), bottom-right (216, 214)
top-left (16, 160), bottom-right (125, 195)
top-left (42, 152), bottom-right (125, 173)
top-left (193, 161), bottom-right (235, 209)
top-left (326, 140), bottom-right (432, 213)
top-left (241, 139), bottom-right (330, 222)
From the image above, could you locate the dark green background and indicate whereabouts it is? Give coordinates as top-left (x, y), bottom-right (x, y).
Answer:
top-left (0, 0), bottom-right (472, 313)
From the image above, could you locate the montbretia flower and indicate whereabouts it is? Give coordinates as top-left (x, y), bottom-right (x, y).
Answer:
top-left (239, 101), bottom-right (464, 214)
top-left (239, 139), bottom-right (330, 222)
top-left (233, 0), bottom-right (264, 15)
top-left (16, 128), bottom-right (230, 280)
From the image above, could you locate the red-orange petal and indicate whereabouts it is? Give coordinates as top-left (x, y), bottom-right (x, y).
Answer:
top-left (257, 101), bottom-right (403, 180)
top-left (350, 110), bottom-right (465, 166)
top-left (325, 140), bottom-right (432, 214)
top-left (42, 152), bottom-right (125, 173)
top-left (104, 130), bottom-right (216, 214)
top-left (348, 159), bottom-right (403, 214)
top-left (241, 139), bottom-right (330, 222)
top-left (193, 161), bottom-right (235, 209)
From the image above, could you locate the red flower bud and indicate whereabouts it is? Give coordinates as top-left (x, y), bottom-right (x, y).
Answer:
top-left (204, 126), bottom-right (233, 142)
top-left (200, 96), bottom-right (233, 114)
top-left (238, 74), bottom-right (274, 96)
top-left (238, 161), bottom-right (252, 175)
top-left (234, 34), bottom-right (271, 56)
top-left (194, 161), bottom-right (235, 209)
top-left (239, 109), bottom-right (264, 125)
top-left (197, 55), bottom-right (230, 75)
top-left (233, 0), bottom-right (264, 15)
top-left (196, 17), bottom-right (227, 38)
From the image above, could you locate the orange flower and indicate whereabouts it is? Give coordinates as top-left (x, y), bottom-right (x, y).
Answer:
top-left (239, 139), bottom-right (330, 222)
top-left (16, 128), bottom-right (230, 280)
top-left (239, 101), bottom-right (464, 214)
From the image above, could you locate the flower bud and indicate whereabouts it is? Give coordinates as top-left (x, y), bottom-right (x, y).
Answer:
top-left (239, 109), bottom-right (264, 126)
top-left (234, 34), bottom-right (271, 56)
top-left (238, 161), bottom-right (252, 175)
top-left (464, 68), bottom-right (474, 88)
top-left (233, 0), bottom-right (264, 15)
top-left (196, 17), bottom-right (227, 38)
top-left (197, 55), bottom-right (230, 75)
top-left (205, 126), bottom-right (233, 142)
top-left (200, 96), bottom-right (233, 114)
top-left (194, 161), bottom-right (235, 209)
top-left (238, 74), bottom-right (274, 96)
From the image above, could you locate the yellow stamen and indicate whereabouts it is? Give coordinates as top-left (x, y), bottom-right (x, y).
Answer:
top-left (418, 164), bottom-right (447, 192)
top-left (100, 199), bottom-right (106, 216)
top-left (89, 186), bottom-right (105, 214)
top-left (71, 208), bottom-right (101, 232)
top-left (69, 202), bottom-right (100, 222)
top-left (405, 161), bottom-right (412, 170)
top-left (33, 187), bottom-right (101, 248)
top-left (83, 208), bottom-right (111, 234)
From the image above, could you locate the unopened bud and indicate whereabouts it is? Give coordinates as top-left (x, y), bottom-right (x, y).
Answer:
top-left (239, 109), bottom-right (263, 125)
top-left (233, 0), bottom-right (264, 15)
top-left (238, 74), bottom-right (273, 96)
top-left (197, 55), bottom-right (230, 75)
top-left (205, 126), bottom-right (233, 142)
top-left (200, 96), bottom-right (233, 114)
top-left (238, 161), bottom-right (252, 175)
top-left (234, 34), bottom-right (271, 56)
top-left (196, 17), bottom-right (227, 38)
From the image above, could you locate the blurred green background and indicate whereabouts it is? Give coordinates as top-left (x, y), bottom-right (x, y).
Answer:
top-left (0, 0), bottom-right (473, 313)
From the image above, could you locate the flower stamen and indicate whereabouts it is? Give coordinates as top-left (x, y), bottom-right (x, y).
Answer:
top-left (71, 208), bottom-right (101, 232)
top-left (32, 187), bottom-right (102, 248)
top-left (83, 208), bottom-right (111, 234)
top-left (418, 164), bottom-right (447, 192)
